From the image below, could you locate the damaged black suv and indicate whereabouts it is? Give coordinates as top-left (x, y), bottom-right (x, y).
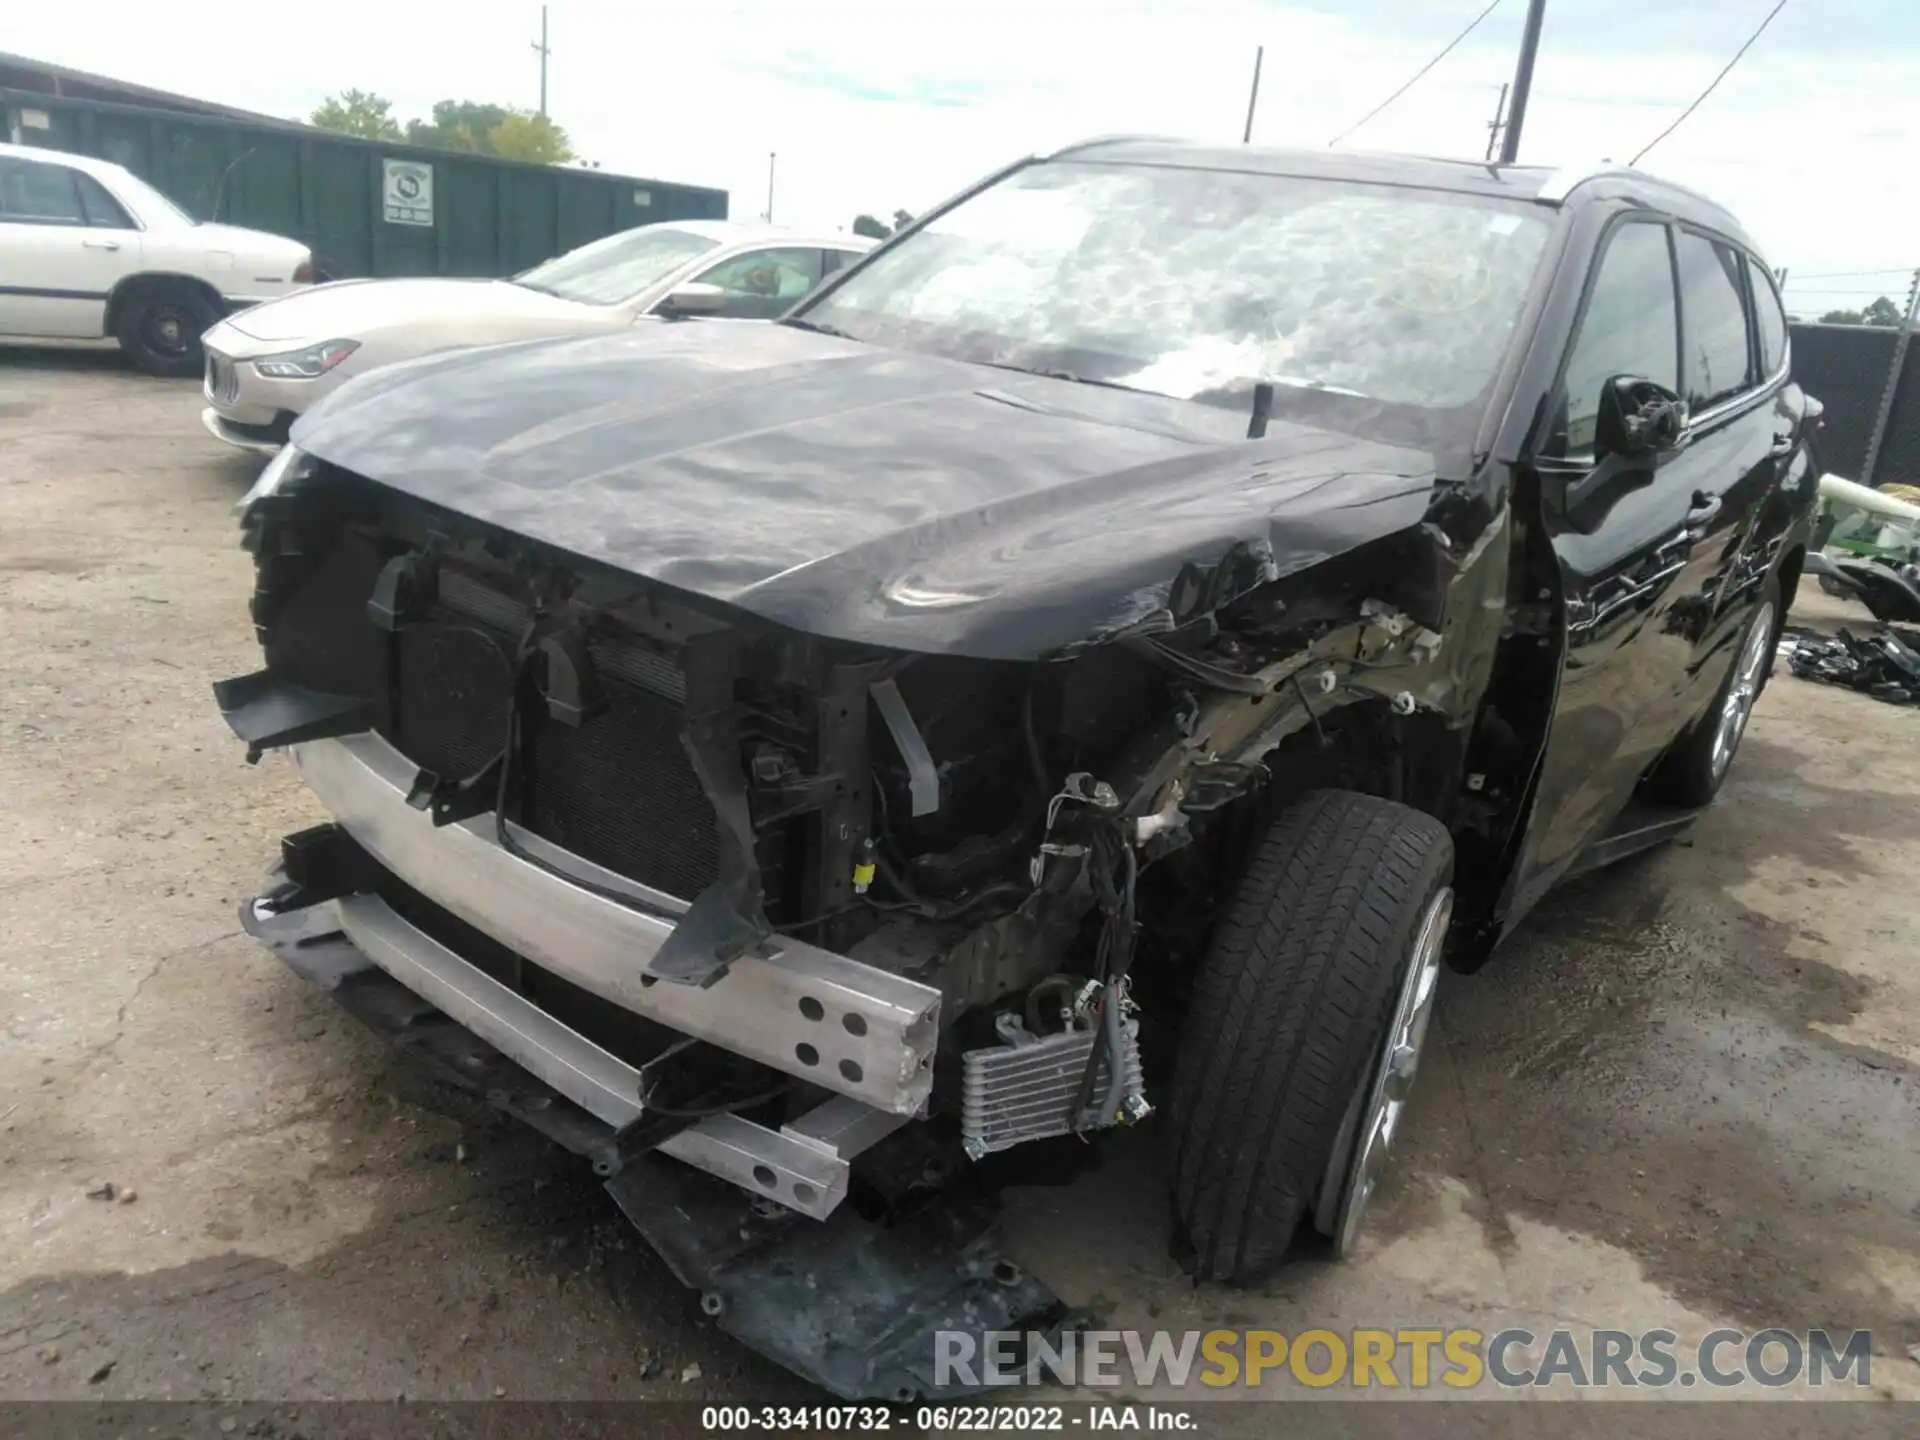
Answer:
top-left (218, 139), bottom-right (1817, 1398)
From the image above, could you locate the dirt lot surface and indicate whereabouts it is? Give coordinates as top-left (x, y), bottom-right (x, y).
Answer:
top-left (2, 354), bottom-right (1916, 1428)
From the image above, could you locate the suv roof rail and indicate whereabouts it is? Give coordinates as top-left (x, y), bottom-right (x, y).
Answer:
top-left (1535, 161), bottom-right (1730, 215)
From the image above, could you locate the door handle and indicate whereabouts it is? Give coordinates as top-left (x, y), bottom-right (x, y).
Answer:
top-left (1684, 490), bottom-right (1722, 533)
top-left (82, 238), bottom-right (122, 250)
top-left (1769, 432), bottom-right (1795, 457)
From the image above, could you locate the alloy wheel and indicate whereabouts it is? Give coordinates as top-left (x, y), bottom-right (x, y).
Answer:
top-left (1316, 887), bottom-right (1453, 1258)
top-left (1710, 600), bottom-right (1776, 782)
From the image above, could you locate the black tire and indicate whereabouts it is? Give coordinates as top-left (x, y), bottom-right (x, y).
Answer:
top-left (114, 281), bottom-right (219, 377)
top-left (1643, 571), bottom-right (1783, 807)
top-left (1168, 789), bottom-right (1453, 1283)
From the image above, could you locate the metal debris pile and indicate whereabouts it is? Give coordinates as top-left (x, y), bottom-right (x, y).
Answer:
top-left (1783, 626), bottom-right (1920, 706)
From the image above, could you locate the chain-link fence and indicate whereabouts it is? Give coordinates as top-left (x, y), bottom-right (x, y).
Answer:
top-left (1789, 274), bottom-right (1920, 487)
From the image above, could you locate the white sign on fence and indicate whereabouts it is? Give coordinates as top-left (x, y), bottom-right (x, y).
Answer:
top-left (382, 159), bottom-right (434, 227)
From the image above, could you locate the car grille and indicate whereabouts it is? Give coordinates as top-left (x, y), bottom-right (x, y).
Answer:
top-left (205, 352), bottom-right (239, 404)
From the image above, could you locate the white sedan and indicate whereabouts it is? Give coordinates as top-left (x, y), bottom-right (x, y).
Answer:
top-left (199, 221), bottom-right (874, 452)
top-left (0, 141), bottom-right (312, 375)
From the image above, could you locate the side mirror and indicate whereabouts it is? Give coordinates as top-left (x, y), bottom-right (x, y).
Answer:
top-left (656, 282), bottom-right (726, 320)
top-left (1596, 375), bottom-right (1688, 461)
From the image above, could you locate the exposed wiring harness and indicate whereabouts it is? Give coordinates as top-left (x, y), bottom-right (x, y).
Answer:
top-left (1069, 827), bottom-right (1139, 1131)
top-left (867, 762), bottom-right (1031, 923)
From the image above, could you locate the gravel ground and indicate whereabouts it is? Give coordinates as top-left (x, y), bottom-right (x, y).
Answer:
top-left (1, 352), bottom-right (1915, 1429)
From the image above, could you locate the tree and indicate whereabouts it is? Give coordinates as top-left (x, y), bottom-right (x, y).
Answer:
top-left (488, 112), bottom-right (575, 165)
top-left (309, 89), bottom-right (401, 140)
top-left (1865, 296), bottom-right (1905, 327)
top-left (309, 92), bottom-right (576, 166)
top-left (1819, 296), bottom-right (1905, 327)
top-left (405, 100), bottom-right (513, 153)
top-left (850, 208), bottom-right (915, 240)
top-left (403, 100), bottom-right (574, 163)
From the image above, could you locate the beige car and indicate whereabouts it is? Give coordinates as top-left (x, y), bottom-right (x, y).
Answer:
top-left (200, 220), bottom-right (872, 451)
top-left (0, 141), bottom-right (310, 376)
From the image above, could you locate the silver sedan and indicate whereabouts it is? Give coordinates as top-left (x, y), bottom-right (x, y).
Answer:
top-left (200, 220), bottom-right (872, 452)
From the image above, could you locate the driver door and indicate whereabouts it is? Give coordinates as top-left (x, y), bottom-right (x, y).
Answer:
top-left (1506, 216), bottom-right (1731, 918)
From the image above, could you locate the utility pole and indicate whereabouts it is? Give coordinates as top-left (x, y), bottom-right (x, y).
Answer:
top-left (1498, 0), bottom-right (1547, 164)
top-left (532, 5), bottom-right (551, 118)
top-left (765, 152), bottom-right (776, 223)
top-left (1483, 82), bottom-right (1510, 163)
top-left (1861, 267), bottom-right (1920, 488)
top-left (1242, 45), bottom-right (1264, 144)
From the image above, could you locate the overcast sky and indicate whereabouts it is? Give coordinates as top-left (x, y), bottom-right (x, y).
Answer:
top-left (10, 0), bottom-right (1918, 316)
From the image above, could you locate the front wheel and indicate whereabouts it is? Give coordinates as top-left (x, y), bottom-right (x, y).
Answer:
top-left (1167, 789), bottom-right (1454, 1283)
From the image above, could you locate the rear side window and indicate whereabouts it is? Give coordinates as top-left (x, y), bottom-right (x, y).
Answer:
top-left (74, 172), bottom-right (134, 229)
top-left (1675, 232), bottom-right (1755, 409)
top-left (1561, 220), bottom-right (1679, 453)
top-left (0, 157), bottom-right (84, 224)
top-left (1746, 256), bottom-right (1787, 378)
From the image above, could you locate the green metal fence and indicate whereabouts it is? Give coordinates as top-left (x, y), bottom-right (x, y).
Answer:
top-left (3, 88), bottom-right (729, 279)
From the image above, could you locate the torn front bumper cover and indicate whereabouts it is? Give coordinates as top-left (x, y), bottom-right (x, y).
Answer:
top-left (244, 897), bottom-right (1066, 1401)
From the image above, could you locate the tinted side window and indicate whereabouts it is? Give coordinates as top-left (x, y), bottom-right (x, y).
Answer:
top-left (1746, 256), bottom-right (1787, 378)
top-left (1561, 221), bottom-right (1679, 453)
top-left (820, 247), bottom-right (861, 276)
top-left (74, 173), bottom-right (134, 229)
top-left (0, 157), bottom-right (85, 224)
top-left (1675, 232), bottom-right (1754, 408)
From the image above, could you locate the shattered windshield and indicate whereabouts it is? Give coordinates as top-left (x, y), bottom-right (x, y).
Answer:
top-left (513, 225), bottom-right (718, 305)
top-left (799, 160), bottom-right (1551, 439)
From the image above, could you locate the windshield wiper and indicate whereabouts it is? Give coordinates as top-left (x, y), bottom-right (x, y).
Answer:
top-left (974, 360), bottom-right (1144, 394)
top-left (782, 317), bottom-right (856, 339)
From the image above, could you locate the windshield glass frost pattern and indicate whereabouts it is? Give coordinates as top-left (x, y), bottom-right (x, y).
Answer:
top-left (516, 227), bottom-right (719, 305)
top-left (811, 162), bottom-right (1550, 413)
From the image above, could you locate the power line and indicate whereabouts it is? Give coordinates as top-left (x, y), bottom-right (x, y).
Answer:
top-left (1631, 0), bottom-right (1789, 164)
top-left (1788, 267), bottom-right (1917, 280)
top-left (1328, 0), bottom-right (1506, 148)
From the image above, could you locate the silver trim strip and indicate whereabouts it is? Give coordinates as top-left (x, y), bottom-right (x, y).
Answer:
top-left (1685, 365), bottom-right (1789, 433)
top-left (333, 893), bottom-right (854, 1219)
top-left (294, 733), bottom-right (941, 1115)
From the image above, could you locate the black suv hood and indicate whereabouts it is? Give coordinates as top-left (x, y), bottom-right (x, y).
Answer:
top-left (293, 323), bottom-right (1440, 659)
